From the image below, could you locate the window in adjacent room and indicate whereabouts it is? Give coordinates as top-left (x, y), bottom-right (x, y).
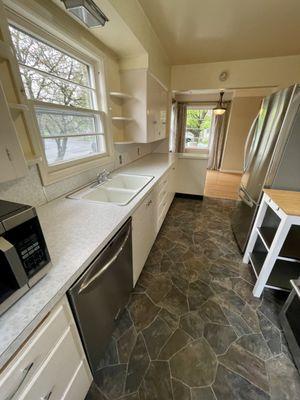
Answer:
top-left (9, 25), bottom-right (108, 175)
top-left (184, 107), bottom-right (213, 152)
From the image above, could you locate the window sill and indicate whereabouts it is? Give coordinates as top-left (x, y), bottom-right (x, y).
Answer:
top-left (39, 153), bottom-right (114, 186)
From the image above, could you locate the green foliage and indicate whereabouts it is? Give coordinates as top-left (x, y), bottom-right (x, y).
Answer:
top-left (185, 109), bottom-right (212, 148)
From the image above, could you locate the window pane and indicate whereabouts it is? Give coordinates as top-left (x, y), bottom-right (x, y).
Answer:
top-left (185, 109), bottom-right (213, 149)
top-left (35, 109), bottom-right (101, 137)
top-left (9, 26), bottom-right (91, 87)
top-left (20, 67), bottom-right (93, 108)
top-left (43, 135), bottom-right (105, 165)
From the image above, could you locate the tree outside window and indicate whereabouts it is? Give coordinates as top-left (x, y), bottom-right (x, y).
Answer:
top-left (9, 26), bottom-right (105, 165)
top-left (185, 108), bottom-right (213, 151)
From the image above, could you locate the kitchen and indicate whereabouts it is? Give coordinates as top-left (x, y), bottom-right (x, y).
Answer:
top-left (1, 1), bottom-right (300, 399)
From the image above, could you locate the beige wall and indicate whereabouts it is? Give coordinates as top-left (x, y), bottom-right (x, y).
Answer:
top-left (221, 96), bottom-right (263, 172)
top-left (109, 0), bottom-right (170, 87)
top-left (171, 55), bottom-right (300, 91)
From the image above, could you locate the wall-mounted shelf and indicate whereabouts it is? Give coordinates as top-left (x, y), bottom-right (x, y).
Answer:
top-left (9, 103), bottom-right (29, 112)
top-left (26, 156), bottom-right (42, 166)
top-left (110, 92), bottom-right (133, 100)
top-left (0, 41), bottom-right (13, 62)
top-left (114, 141), bottom-right (136, 145)
top-left (112, 116), bottom-right (133, 122)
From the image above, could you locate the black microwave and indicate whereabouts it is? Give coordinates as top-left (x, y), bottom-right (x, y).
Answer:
top-left (0, 200), bottom-right (51, 316)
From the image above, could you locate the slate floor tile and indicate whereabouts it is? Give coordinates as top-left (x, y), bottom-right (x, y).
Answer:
top-left (213, 364), bottom-right (270, 400)
top-left (170, 338), bottom-right (217, 387)
top-left (172, 378), bottom-right (191, 400)
top-left (87, 198), bottom-right (299, 400)
top-left (218, 343), bottom-right (269, 392)
top-left (191, 387), bottom-right (216, 400)
top-left (142, 316), bottom-right (172, 359)
top-left (266, 354), bottom-right (300, 400)
top-left (204, 323), bottom-right (237, 355)
top-left (140, 361), bottom-right (173, 400)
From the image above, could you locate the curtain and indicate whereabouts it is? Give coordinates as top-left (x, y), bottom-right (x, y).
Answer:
top-left (169, 101), bottom-right (178, 152)
top-left (173, 102), bottom-right (187, 153)
top-left (207, 102), bottom-right (231, 170)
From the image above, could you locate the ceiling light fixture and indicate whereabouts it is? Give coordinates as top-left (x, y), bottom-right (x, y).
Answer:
top-left (61, 0), bottom-right (109, 28)
top-left (213, 90), bottom-right (226, 115)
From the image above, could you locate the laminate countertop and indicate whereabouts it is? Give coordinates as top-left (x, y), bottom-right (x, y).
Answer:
top-left (0, 153), bottom-right (177, 369)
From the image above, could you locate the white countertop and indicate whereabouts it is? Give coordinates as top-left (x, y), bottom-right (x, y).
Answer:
top-left (0, 153), bottom-right (176, 369)
top-left (177, 152), bottom-right (209, 160)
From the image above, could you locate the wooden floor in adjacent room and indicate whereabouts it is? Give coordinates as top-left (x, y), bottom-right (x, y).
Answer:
top-left (204, 170), bottom-right (242, 200)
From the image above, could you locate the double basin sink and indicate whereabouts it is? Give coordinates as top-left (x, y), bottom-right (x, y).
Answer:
top-left (68, 173), bottom-right (154, 205)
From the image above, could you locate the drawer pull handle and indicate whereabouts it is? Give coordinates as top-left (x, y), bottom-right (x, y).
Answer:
top-left (41, 387), bottom-right (54, 400)
top-left (5, 362), bottom-right (34, 400)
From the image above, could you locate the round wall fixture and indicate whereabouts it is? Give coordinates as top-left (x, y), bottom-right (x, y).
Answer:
top-left (219, 71), bottom-right (228, 82)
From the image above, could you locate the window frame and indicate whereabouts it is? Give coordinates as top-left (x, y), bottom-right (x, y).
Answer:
top-left (184, 105), bottom-right (214, 154)
top-left (7, 11), bottom-right (113, 185)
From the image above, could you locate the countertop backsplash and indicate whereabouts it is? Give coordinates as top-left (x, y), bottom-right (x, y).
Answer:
top-left (0, 142), bottom-right (158, 207)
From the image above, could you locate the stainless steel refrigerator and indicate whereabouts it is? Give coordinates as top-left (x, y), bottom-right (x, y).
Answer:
top-left (231, 84), bottom-right (300, 252)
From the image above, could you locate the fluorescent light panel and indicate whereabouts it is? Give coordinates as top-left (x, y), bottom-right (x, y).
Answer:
top-left (62, 0), bottom-right (109, 28)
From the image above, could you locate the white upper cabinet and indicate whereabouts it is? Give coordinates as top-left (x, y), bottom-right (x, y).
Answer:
top-left (120, 69), bottom-right (168, 143)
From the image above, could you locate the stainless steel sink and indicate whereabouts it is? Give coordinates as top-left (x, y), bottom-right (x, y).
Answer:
top-left (68, 173), bottom-right (154, 205)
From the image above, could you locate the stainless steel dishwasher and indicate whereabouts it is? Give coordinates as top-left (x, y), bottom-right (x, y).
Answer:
top-left (68, 218), bottom-right (133, 375)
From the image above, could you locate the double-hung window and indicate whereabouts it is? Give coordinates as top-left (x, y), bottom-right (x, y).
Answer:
top-left (184, 107), bottom-right (213, 153)
top-left (9, 24), bottom-right (108, 181)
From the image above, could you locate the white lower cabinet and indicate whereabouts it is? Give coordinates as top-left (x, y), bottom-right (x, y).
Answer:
top-left (0, 297), bottom-right (92, 400)
top-left (132, 164), bottom-right (176, 286)
top-left (132, 190), bottom-right (156, 285)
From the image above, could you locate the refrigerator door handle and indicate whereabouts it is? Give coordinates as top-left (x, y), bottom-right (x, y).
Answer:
top-left (243, 115), bottom-right (259, 172)
top-left (239, 186), bottom-right (258, 207)
top-left (238, 192), bottom-right (253, 207)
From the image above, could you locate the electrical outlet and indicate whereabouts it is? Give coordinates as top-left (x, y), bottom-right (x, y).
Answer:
top-left (119, 154), bottom-right (123, 165)
top-left (137, 147), bottom-right (140, 156)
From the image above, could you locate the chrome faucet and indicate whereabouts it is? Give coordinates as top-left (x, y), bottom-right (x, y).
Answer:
top-left (96, 169), bottom-right (110, 184)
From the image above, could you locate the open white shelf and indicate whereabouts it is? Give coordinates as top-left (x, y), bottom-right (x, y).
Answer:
top-left (110, 91), bottom-right (133, 100)
top-left (26, 156), bottom-right (42, 166)
top-left (112, 116), bottom-right (133, 122)
top-left (9, 103), bottom-right (29, 112)
top-left (114, 141), bottom-right (136, 145)
top-left (0, 41), bottom-right (13, 62)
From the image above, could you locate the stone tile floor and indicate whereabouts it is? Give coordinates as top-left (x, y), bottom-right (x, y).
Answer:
top-left (86, 197), bottom-right (300, 400)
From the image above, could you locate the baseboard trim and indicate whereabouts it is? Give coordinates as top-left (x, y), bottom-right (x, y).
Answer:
top-left (219, 169), bottom-right (243, 174)
top-left (175, 193), bottom-right (204, 200)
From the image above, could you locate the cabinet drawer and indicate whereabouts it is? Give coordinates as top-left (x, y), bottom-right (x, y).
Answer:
top-left (0, 302), bottom-right (71, 399)
top-left (63, 361), bottom-right (92, 400)
top-left (19, 327), bottom-right (82, 400)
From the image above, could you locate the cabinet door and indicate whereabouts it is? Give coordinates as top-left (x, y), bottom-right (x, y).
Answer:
top-left (132, 191), bottom-right (156, 285)
top-left (158, 86), bottom-right (168, 140)
top-left (0, 81), bottom-right (27, 183)
top-left (147, 74), bottom-right (158, 142)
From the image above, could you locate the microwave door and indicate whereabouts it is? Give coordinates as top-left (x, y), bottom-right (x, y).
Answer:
top-left (0, 237), bottom-right (27, 286)
top-left (0, 237), bottom-right (29, 316)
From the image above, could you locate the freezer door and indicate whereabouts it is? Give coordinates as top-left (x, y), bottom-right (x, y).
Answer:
top-left (241, 86), bottom-right (294, 202)
top-left (231, 187), bottom-right (258, 252)
top-left (267, 86), bottom-right (300, 190)
top-left (68, 219), bottom-right (133, 374)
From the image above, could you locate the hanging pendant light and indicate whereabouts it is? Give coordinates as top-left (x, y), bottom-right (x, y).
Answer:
top-left (213, 90), bottom-right (226, 115)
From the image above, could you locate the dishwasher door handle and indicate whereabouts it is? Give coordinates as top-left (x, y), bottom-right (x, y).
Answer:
top-left (78, 224), bottom-right (131, 294)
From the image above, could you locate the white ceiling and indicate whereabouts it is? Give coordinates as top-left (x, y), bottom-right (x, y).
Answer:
top-left (138, 0), bottom-right (300, 64)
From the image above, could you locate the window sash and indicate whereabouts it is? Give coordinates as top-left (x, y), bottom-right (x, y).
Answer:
top-left (18, 62), bottom-right (95, 92)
